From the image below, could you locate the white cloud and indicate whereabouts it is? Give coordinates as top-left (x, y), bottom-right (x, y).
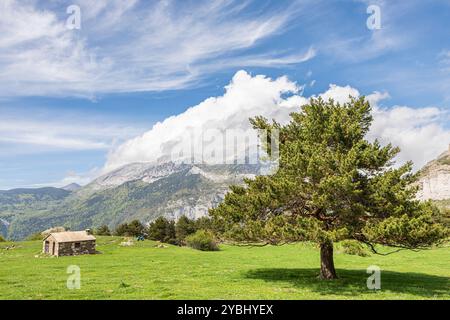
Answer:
top-left (105, 71), bottom-right (450, 173)
top-left (0, 116), bottom-right (145, 153)
top-left (202, 47), bottom-right (317, 71)
top-left (318, 84), bottom-right (360, 104)
top-left (0, 0), bottom-right (100, 97)
top-left (369, 105), bottom-right (450, 170)
top-left (439, 50), bottom-right (450, 72)
top-left (0, 0), bottom-right (313, 97)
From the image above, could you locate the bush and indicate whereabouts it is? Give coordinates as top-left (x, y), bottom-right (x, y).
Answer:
top-left (95, 225), bottom-right (111, 236)
top-left (186, 230), bottom-right (219, 251)
top-left (0, 235), bottom-right (5, 242)
top-left (175, 215), bottom-right (197, 244)
top-left (148, 217), bottom-right (176, 243)
top-left (338, 240), bottom-right (370, 257)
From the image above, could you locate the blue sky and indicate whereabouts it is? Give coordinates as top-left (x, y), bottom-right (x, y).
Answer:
top-left (1, 0), bottom-right (450, 189)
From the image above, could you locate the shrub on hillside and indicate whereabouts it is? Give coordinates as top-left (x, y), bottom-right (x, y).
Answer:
top-left (186, 230), bottom-right (219, 251)
top-left (148, 217), bottom-right (176, 244)
top-left (95, 225), bottom-right (111, 236)
top-left (0, 235), bottom-right (5, 242)
top-left (175, 215), bottom-right (197, 244)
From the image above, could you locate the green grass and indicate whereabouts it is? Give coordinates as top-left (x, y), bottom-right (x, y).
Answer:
top-left (0, 237), bottom-right (448, 300)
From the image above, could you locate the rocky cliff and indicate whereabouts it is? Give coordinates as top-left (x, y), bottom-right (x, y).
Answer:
top-left (417, 146), bottom-right (450, 201)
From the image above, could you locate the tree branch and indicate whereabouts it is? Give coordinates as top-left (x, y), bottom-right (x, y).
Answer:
top-left (222, 240), bottom-right (292, 248)
top-left (353, 234), bottom-right (423, 255)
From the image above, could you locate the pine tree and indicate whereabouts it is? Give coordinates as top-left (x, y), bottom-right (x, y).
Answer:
top-left (210, 97), bottom-right (448, 279)
top-left (148, 217), bottom-right (176, 244)
top-left (114, 220), bottom-right (145, 237)
top-left (95, 225), bottom-right (111, 236)
top-left (175, 215), bottom-right (197, 244)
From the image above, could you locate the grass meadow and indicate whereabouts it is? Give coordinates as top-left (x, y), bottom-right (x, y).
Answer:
top-left (0, 236), bottom-right (448, 300)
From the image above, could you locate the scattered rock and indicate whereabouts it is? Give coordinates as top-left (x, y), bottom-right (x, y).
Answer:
top-left (119, 239), bottom-right (134, 246)
top-left (3, 244), bottom-right (20, 250)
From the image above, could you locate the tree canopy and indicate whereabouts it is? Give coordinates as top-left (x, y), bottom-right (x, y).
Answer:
top-left (114, 220), bottom-right (146, 237)
top-left (95, 225), bottom-right (111, 236)
top-left (210, 97), bottom-right (448, 279)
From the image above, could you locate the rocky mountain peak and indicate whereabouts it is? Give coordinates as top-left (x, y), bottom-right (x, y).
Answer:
top-left (78, 162), bottom-right (190, 195)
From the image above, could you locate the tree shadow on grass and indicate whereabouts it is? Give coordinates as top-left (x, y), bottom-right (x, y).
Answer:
top-left (245, 268), bottom-right (449, 298)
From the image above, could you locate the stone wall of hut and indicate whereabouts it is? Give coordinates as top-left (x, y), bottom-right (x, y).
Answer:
top-left (57, 240), bottom-right (96, 256)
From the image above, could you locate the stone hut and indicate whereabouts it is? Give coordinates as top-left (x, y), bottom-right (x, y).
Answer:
top-left (42, 230), bottom-right (96, 256)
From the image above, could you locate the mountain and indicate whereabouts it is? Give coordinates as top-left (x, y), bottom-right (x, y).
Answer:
top-left (417, 146), bottom-right (450, 202)
top-left (77, 162), bottom-right (192, 196)
top-left (0, 187), bottom-right (72, 239)
top-left (61, 183), bottom-right (82, 192)
top-left (0, 187), bottom-right (71, 202)
top-left (0, 162), bottom-right (260, 240)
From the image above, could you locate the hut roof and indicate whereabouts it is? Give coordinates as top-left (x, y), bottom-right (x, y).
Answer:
top-left (44, 231), bottom-right (96, 243)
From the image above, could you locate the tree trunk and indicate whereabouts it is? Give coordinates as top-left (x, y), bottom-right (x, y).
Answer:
top-left (319, 241), bottom-right (338, 280)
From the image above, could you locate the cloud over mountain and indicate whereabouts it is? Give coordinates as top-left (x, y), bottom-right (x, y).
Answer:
top-left (105, 71), bottom-right (450, 173)
top-left (105, 70), bottom-right (306, 171)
